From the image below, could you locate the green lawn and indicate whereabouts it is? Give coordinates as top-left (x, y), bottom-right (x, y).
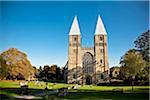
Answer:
top-left (0, 80), bottom-right (149, 100)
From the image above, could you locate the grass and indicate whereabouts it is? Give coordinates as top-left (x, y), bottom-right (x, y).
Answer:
top-left (0, 80), bottom-right (149, 100)
top-left (0, 80), bottom-right (20, 88)
top-left (0, 80), bottom-right (73, 89)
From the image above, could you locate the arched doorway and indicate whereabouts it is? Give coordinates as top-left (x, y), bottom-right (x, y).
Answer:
top-left (86, 75), bottom-right (92, 85)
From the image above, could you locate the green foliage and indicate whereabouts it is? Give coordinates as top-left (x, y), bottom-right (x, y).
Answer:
top-left (0, 48), bottom-right (35, 80)
top-left (120, 49), bottom-right (146, 80)
top-left (37, 65), bottom-right (64, 82)
top-left (136, 66), bottom-right (149, 81)
top-left (134, 30), bottom-right (150, 62)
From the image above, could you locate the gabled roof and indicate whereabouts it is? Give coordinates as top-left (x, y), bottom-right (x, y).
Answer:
top-left (69, 16), bottom-right (81, 35)
top-left (95, 15), bottom-right (107, 35)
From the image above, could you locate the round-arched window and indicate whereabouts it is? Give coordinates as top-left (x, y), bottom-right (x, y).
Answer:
top-left (82, 52), bottom-right (94, 74)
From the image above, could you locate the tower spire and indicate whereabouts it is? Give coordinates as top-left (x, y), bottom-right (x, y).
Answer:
top-left (95, 15), bottom-right (107, 35)
top-left (69, 16), bottom-right (81, 35)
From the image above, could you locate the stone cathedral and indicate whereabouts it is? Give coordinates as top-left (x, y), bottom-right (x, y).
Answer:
top-left (67, 15), bottom-right (109, 85)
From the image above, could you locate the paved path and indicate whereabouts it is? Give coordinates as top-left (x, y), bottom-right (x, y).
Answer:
top-left (15, 89), bottom-right (59, 99)
top-left (15, 95), bottom-right (42, 99)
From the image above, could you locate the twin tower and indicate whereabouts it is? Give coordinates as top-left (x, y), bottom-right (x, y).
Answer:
top-left (68, 16), bottom-right (109, 85)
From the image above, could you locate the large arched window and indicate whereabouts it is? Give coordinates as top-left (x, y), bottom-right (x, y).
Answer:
top-left (82, 52), bottom-right (94, 74)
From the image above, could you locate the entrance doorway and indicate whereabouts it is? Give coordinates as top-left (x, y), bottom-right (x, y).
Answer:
top-left (86, 75), bottom-right (92, 85)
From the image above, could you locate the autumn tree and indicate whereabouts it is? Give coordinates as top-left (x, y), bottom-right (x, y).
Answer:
top-left (0, 55), bottom-right (8, 79)
top-left (0, 48), bottom-right (35, 80)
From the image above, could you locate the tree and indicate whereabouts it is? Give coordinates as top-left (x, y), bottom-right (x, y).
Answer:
top-left (120, 49), bottom-right (146, 80)
top-left (43, 65), bottom-right (50, 73)
top-left (39, 66), bottom-right (42, 72)
top-left (37, 64), bottom-right (64, 82)
top-left (134, 30), bottom-right (150, 62)
top-left (42, 65), bottom-right (50, 81)
top-left (33, 66), bottom-right (39, 78)
top-left (16, 73), bottom-right (25, 80)
top-left (0, 55), bottom-right (8, 79)
top-left (134, 30), bottom-right (149, 81)
top-left (0, 48), bottom-right (35, 80)
top-left (136, 65), bottom-right (149, 81)
top-left (56, 67), bottom-right (61, 80)
top-left (50, 65), bottom-right (57, 74)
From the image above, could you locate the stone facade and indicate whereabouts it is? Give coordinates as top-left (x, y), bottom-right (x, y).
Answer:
top-left (67, 16), bottom-right (109, 85)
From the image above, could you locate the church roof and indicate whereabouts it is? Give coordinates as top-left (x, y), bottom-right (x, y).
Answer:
top-left (69, 16), bottom-right (81, 35)
top-left (95, 15), bottom-right (107, 35)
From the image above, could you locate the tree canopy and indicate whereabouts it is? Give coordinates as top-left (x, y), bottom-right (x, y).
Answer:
top-left (134, 30), bottom-right (150, 62)
top-left (0, 48), bottom-right (35, 80)
top-left (37, 64), bottom-right (64, 82)
top-left (0, 55), bottom-right (8, 79)
top-left (120, 49), bottom-right (146, 80)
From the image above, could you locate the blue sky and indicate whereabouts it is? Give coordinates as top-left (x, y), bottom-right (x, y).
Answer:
top-left (0, 1), bottom-right (149, 68)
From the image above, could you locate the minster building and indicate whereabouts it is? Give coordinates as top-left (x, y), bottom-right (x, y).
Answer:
top-left (67, 16), bottom-right (109, 85)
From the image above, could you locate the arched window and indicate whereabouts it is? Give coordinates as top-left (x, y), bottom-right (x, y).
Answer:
top-left (100, 49), bottom-right (103, 53)
top-left (115, 71), bottom-right (118, 74)
top-left (74, 37), bottom-right (77, 41)
top-left (99, 36), bottom-right (103, 41)
top-left (73, 74), bottom-right (76, 79)
top-left (82, 52), bottom-right (94, 74)
top-left (101, 74), bottom-right (104, 79)
top-left (100, 59), bottom-right (103, 63)
top-left (73, 49), bottom-right (76, 53)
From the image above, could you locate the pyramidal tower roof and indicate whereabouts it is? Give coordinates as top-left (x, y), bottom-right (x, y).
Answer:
top-left (69, 16), bottom-right (81, 35)
top-left (95, 15), bottom-right (107, 35)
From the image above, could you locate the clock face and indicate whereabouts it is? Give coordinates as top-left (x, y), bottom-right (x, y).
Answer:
top-left (82, 52), bottom-right (94, 74)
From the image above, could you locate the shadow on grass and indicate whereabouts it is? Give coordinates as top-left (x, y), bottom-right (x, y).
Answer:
top-left (63, 91), bottom-right (149, 100)
top-left (58, 88), bottom-right (149, 100)
top-left (0, 87), bottom-right (149, 100)
top-left (1, 87), bottom-right (49, 94)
